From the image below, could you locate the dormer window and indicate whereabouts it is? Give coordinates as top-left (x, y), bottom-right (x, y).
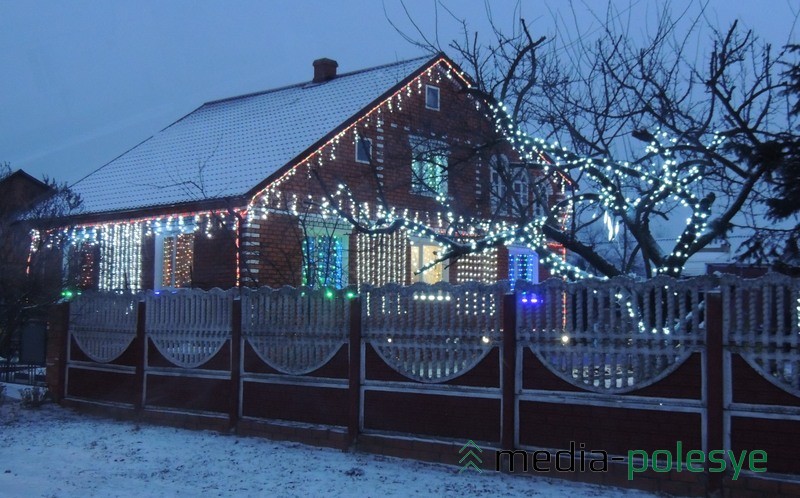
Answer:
top-left (355, 136), bottom-right (372, 163)
top-left (425, 85), bottom-right (440, 110)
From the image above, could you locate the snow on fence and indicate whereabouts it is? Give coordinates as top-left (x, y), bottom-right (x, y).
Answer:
top-left (69, 292), bottom-right (139, 363)
top-left (361, 281), bottom-right (506, 383)
top-left (517, 276), bottom-right (716, 392)
top-left (241, 286), bottom-right (350, 375)
top-left (722, 272), bottom-right (800, 395)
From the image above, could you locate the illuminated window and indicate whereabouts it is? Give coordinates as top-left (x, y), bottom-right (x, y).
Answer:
top-left (355, 136), bottom-right (372, 163)
top-left (410, 240), bottom-right (448, 284)
top-left (508, 246), bottom-right (538, 286)
top-left (302, 234), bottom-right (347, 289)
top-left (410, 136), bottom-right (448, 198)
top-left (156, 233), bottom-right (194, 289)
top-left (425, 85), bottom-right (440, 110)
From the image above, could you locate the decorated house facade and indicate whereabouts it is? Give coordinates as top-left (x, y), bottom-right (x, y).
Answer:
top-left (56, 54), bottom-right (555, 292)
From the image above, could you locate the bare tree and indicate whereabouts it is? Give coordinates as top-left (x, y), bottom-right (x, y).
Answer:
top-left (0, 164), bottom-right (83, 359)
top-left (319, 3), bottom-right (799, 280)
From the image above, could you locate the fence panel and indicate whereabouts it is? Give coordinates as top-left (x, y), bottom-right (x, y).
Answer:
top-left (517, 276), bottom-right (712, 393)
top-left (362, 281), bottom-right (505, 383)
top-left (242, 286), bottom-right (349, 375)
top-left (145, 288), bottom-right (233, 369)
top-left (515, 276), bottom-right (713, 457)
top-left (360, 281), bottom-right (507, 444)
top-left (238, 286), bottom-right (352, 434)
top-left (143, 288), bottom-right (234, 416)
top-left (721, 273), bottom-right (800, 475)
top-left (65, 292), bottom-right (140, 405)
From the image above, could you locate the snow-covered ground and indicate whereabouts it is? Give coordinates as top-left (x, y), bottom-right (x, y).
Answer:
top-left (0, 384), bottom-right (659, 498)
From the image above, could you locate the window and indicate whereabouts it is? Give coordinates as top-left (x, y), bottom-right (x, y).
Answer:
top-left (425, 85), bottom-right (440, 110)
top-left (64, 242), bottom-right (99, 290)
top-left (156, 232), bottom-right (194, 289)
top-left (410, 239), bottom-right (448, 284)
top-left (410, 136), bottom-right (448, 198)
top-left (490, 154), bottom-right (530, 216)
top-left (355, 136), bottom-right (372, 163)
top-left (302, 233), bottom-right (348, 289)
top-left (508, 247), bottom-right (538, 286)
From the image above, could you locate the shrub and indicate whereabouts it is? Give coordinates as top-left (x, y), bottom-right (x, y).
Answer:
top-left (19, 386), bottom-right (49, 409)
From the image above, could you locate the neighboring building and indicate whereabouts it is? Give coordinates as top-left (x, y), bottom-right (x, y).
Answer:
top-left (58, 54), bottom-right (554, 292)
top-left (0, 169), bottom-right (53, 218)
top-left (0, 169), bottom-right (61, 359)
top-left (0, 169), bottom-right (56, 285)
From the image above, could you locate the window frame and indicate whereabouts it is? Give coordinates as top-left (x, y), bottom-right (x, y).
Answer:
top-left (507, 246), bottom-right (539, 286)
top-left (154, 228), bottom-right (195, 291)
top-left (301, 228), bottom-right (350, 289)
top-left (355, 136), bottom-right (372, 164)
top-left (409, 238), bottom-right (449, 284)
top-left (490, 155), bottom-right (534, 217)
top-left (425, 85), bottom-right (440, 110)
top-left (410, 136), bottom-right (448, 198)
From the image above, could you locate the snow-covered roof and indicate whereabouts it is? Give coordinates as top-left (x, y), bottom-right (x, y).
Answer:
top-left (72, 56), bottom-right (433, 214)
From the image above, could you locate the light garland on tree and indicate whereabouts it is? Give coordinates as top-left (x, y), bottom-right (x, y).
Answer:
top-left (486, 99), bottom-right (723, 279)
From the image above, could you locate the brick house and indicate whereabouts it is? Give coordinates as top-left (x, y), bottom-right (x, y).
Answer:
top-left (60, 54), bottom-right (550, 292)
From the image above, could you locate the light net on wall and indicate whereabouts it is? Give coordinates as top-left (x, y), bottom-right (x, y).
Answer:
top-left (456, 247), bottom-right (498, 283)
top-left (98, 223), bottom-right (143, 292)
top-left (356, 231), bottom-right (409, 287)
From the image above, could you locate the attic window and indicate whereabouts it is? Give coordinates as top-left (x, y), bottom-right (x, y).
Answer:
top-left (356, 137), bottom-right (372, 163)
top-left (425, 85), bottom-right (440, 110)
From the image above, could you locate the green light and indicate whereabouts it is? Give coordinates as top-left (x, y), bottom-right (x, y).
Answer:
top-left (325, 289), bottom-right (334, 299)
top-left (345, 291), bottom-right (356, 299)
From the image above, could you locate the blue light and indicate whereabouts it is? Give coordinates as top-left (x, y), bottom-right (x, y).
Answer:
top-left (520, 292), bottom-right (540, 305)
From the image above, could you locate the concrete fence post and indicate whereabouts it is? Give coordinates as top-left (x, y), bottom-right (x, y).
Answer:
top-left (704, 291), bottom-right (724, 495)
top-left (134, 300), bottom-right (146, 411)
top-left (347, 297), bottom-right (362, 447)
top-left (229, 298), bottom-right (242, 430)
top-left (502, 292), bottom-right (517, 450)
top-left (46, 301), bottom-right (70, 402)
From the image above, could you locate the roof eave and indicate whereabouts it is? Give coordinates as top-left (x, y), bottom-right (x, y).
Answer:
top-left (63, 195), bottom-right (246, 227)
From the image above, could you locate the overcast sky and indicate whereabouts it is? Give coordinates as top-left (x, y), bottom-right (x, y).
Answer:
top-left (1, 0), bottom-right (797, 185)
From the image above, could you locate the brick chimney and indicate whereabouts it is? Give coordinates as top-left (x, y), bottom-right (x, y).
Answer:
top-left (313, 58), bottom-right (338, 83)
